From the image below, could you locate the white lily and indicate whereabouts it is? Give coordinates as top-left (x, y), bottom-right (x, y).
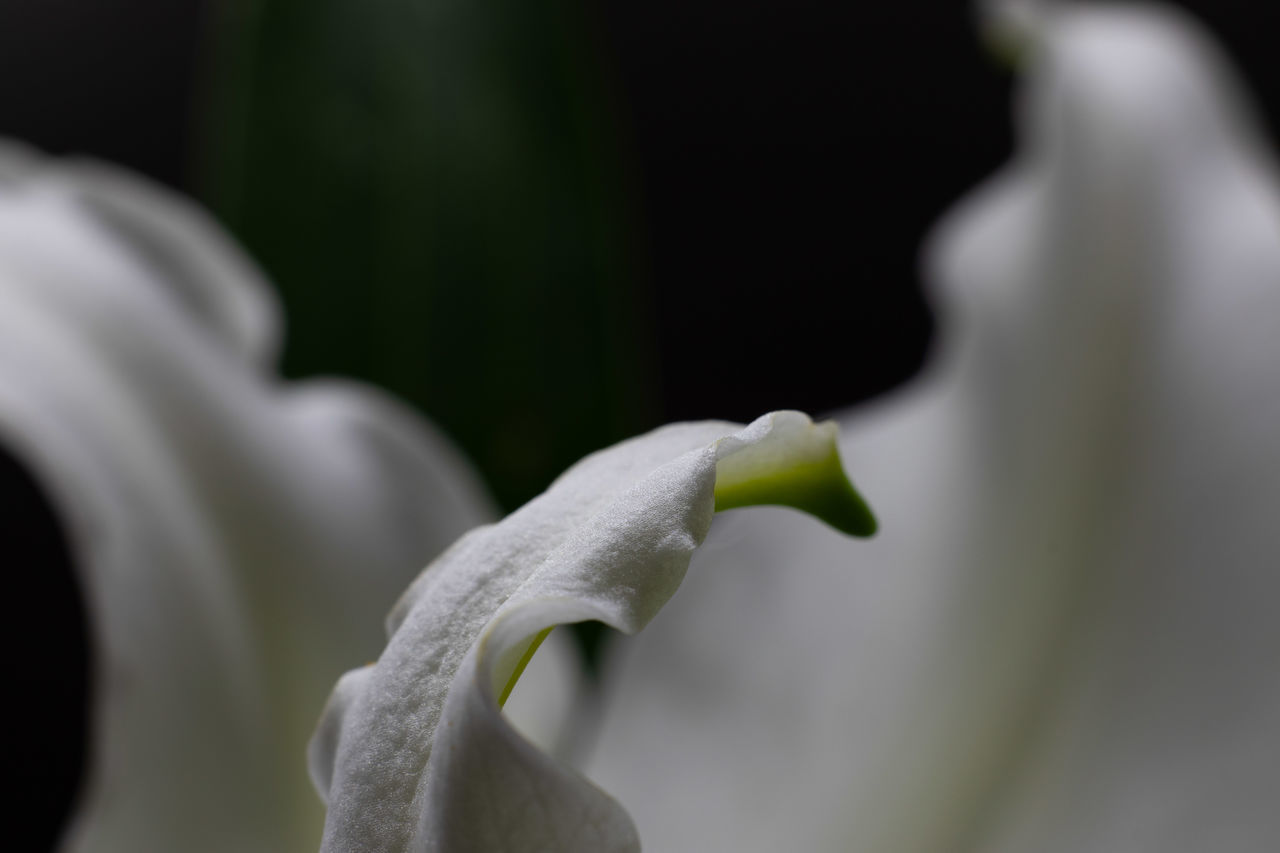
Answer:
top-left (0, 142), bottom-right (493, 852)
top-left (585, 3), bottom-right (1280, 851)
top-left (11, 1), bottom-right (1277, 850)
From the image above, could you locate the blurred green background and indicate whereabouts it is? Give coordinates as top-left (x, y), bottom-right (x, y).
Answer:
top-left (200, 0), bottom-right (654, 511)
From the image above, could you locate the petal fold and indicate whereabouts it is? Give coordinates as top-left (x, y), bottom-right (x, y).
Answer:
top-left (311, 411), bottom-right (870, 852)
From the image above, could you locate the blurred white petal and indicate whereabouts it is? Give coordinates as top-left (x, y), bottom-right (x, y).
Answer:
top-left (310, 411), bottom-right (872, 852)
top-left (587, 5), bottom-right (1280, 851)
top-left (0, 144), bottom-right (494, 852)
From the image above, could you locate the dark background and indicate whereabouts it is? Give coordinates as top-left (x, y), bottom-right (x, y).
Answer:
top-left (3, 0), bottom-right (1278, 848)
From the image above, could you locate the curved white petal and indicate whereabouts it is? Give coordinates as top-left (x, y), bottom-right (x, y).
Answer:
top-left (309, 411), bottom-right (872, 852)
top-left (0, 144), bottom-right (495, 852)
top-left (587, 5), bottom-right (1280, 851)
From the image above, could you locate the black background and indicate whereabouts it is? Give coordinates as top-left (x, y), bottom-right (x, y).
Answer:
top-left (4, 2), bottom-right (1279, 425)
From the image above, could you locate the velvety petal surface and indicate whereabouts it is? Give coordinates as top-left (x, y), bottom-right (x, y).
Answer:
top-left (310, 411), bottom-right (872, 853)
top-left (0, 143), bottom-right (494, 852)
top-left (587, 5), bottom-right (1280, 851)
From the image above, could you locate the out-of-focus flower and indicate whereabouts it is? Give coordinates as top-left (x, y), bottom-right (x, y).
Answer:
top-left (0, 143), bottom-right (493, 852)
top-left (309, 411), bottom-right (874, 852)
top-left (583, 3), bottom-right (1280, 851)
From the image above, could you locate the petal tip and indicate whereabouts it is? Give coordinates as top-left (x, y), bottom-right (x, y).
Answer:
top-left (713, 412), bottom-right (877, 538)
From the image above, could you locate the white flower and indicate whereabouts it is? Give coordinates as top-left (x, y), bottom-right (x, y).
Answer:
top-left (587, 4), bottom-right (1280, 851)
top-left (0, 143), bottom-right (493, 852)
top-left (11, 0), bottom-right (1279, 850)
top-left (309, 411), bottom-right (874, 852)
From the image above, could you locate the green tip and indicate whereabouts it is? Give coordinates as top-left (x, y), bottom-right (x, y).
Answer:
top-left (714, 439), bottom-right (877, 537)
top-left (985, 26), bottom-right (1032, 70)
top-left (497, 626), bottom-right (553, 708)
top-left (980, 3), bottom-right (1045, 72)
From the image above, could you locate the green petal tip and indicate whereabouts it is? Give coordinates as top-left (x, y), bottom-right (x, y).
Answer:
top-left (714, 421), bottom-right (877, 537)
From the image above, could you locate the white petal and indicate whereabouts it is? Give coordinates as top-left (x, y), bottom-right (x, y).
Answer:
top-left (588, 5), bottom-right (1280, 851)
top-left (0, 147), bottom-right (494, 852)
top-left (310, 411), bottom-right (871, 853)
